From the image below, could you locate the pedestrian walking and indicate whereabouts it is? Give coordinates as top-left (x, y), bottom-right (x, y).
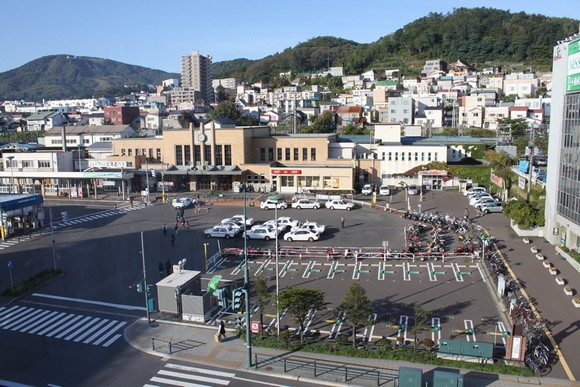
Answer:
top-left (158, 261), bottom-right (164, 278)
top-left (170, 233), bottom-right (175, 247)
top-left (174, 222), bottom-right (179, 235)
top-left (162, 223), bottom-right (168, 237)
top-left (165, 259), bottom-right (172, 276)
top-left (113, 203), bottom-right (118, 212)
top-left (340, 217), bottom-right (345, 229)
top-left (216, 320), bottom-right (226, 342)
top-left (129, 197), bottom-right (134, 207)
top-left (464, 207), bottom-right (470, 220)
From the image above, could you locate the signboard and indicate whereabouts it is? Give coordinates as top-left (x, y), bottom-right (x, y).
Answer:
top-left (566, 40), bottom-right (580, 93)
top-left (250, 321), bottom-right (261, 333)
top-left (518, 176), bottom-right (526, 190)
top-left (88, 160), bottom-right (128, 168)
top-left (490, 173), bottom-right (504, 188)
top-left (511, 336), bottom-right (523, 360)
top-left (271, 169), bottom-right (302, 175)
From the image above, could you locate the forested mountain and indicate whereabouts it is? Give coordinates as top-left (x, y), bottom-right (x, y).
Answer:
top-left (0, 55), bottom-right (179, 101)
top-left (213, 7), bottom-right (578, 81)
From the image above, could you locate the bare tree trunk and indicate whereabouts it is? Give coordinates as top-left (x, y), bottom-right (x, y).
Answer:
top-left (352, 325), bottom-right (357, 347)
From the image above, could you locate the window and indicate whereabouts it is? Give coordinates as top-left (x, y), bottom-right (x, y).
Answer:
top-left (415, 152), bottom-right (418, 161)
top-left (401, 152), bottom-right (405, 161)
top-left (277, 148), bottom-right (282, 161)
top-left (388, 152), bottom-right (392, 161)
top-left (260, 148), bottom-right (266, 161)
top-left (310, 148), bottom-right (316, 161)
top-left (428, 152), bottom-right (432, 161)
top-left (302, 148), bottom-right (308, 161)
top-left (408, 152), bottom-right (411, 161)
top-left (128, 149), bottom-right (132, 156)
top-left (294, 148), bottom-right (299, 161)
top-left (175, 145), bottom-right (183, 165)
top-left (268, 148), bottom-right (274, 161)
top-left (194, 145), bottom-right (201, 165)
top-left (280, 176), bottom-right (295, 187)
top-left (421, 152), bottom-right (425, 161)
top-left (298, 176), bottom-right (320, 188)
top-left (21, 160), bottom-right (32, 168)
top-left (285, 148), bottom-right (290, 161)
top-left (38, 160), bottom-right (51, 168)
top-left (204, 145), bottom-right (211, 164)
top-left (224, 145), bottom-right (232, 165)
top-left (434, 152), bottom-right (438, 161)
top-left (156, 148), bottom-right (161, 160)
top-left (214, 144), bottom-right (222, 165)
top-left (395, 152), bottom-right (399, 161)
top-left (121, 148), bottom-right (126, 156)
top-left (184, 145), bottom-right (191, 165)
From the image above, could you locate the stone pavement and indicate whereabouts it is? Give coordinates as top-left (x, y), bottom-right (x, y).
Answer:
top-left (124, 318), bottom-right (575, 386)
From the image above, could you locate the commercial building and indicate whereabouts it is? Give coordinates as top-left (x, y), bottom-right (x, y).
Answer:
top-left (544, 34), bottom-right (580, 250)
top-left (180, 50), bottom-right (213, 103)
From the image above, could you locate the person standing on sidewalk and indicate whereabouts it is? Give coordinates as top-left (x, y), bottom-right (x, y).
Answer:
top-left (170, 233), bottom-right (175, 247)
top-left (340, 217), bottom-right (345, 229)
top-left (162, 223), bottom-right (168, 237)
top-left (158, 261), bottom-right (164, 278)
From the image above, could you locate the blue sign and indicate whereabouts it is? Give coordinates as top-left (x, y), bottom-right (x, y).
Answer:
top-left (7, 260), bottom-right (12, 268)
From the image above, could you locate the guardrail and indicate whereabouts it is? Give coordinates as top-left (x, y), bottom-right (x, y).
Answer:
top-left (254, 354), bottom-right (397, 386)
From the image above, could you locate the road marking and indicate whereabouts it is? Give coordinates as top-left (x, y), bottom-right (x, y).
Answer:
top-left (403, 262), bottom-right (411, 281)
top-left (476, 262), bottom-right (486, 282)
top-left (431, 317), bottom-right (441, 344)
top-left (352, 261), bottom-right (362, 280)
top-left (32, 293), bottom-right (145, 311)
top-left (329, 311), bottom-right (346, 339)
top-left (452, 262), bottom-right (464, 282)
top-left (327, 260), bottom-right (338, 279)
top-left (465, 319), bottom-right (476, 342)
top-left (399, 315), bottom-right (409, 343)
top-left (362, 313), bottom-right (377, 342)
top-left (428, 262), bottom-right (436, 281)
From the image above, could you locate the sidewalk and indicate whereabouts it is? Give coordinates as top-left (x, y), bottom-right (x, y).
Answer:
top-left (124, 318), bottom-right (575, 387)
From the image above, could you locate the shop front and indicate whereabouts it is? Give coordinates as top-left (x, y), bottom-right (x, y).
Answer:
top-left (270, 166), bottom-right (354, 194)
top-left (0, 194), bottom-right (44, 240)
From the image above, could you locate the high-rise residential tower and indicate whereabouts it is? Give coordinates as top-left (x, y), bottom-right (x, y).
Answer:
top-left (180, 50), bottom-right (213, 104)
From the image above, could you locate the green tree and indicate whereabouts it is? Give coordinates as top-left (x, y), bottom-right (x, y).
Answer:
top-left (177, 111), bottom-right (194, 129)
top-left (339, 283), bottom-right (372, 347)
top-left (410, 304), bottom-right (430, 351)
top-left (207, 101), bottom-right (241, 121)
top-left (278, 288), bottom-right (326, 342)
top-left (215, 85), bottom-right (228, 102)
top-left (309, 111), bottom-right (335, 133)
top-left (253, 277), bottom-right (271, 339)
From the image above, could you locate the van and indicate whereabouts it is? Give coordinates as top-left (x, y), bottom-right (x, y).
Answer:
top-left (379, 185), bottom-right (391, 196)
top-left (361, 184), bottom-right (374, 195)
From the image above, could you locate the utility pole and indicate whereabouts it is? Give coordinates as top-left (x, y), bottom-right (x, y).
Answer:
top-left (141, 231), bottom-right (151, 324)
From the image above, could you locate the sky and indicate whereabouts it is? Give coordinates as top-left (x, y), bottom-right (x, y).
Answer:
top-left (1, 0), bottom-right (578, 74)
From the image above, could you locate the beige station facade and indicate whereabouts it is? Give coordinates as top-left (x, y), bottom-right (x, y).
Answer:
top-left (109, 121), bottom-right (376, 194)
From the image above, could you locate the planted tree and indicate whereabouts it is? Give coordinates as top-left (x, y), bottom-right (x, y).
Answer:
top-left (253, 276), bottom-right (271, 338)
top-left (339, 283), bottom-right (372, 347)
top-left (411, 304), bottom-right (430, 351)
top-left (278, 287), bottom-right (326, 342)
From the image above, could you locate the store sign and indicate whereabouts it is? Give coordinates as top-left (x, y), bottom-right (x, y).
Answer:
top-left (88, 160), bottom-right (128, 168)
top-left (491, 173), bottom-right (504, 187)
top-left (271, 169), bottom-right (302, 175)
top-left (566, 40), bottom-right (580, 93)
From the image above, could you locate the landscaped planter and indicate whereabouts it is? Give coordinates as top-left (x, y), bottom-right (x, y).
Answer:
top-left (536, 253), bottom-right (545, 260)
top-left (556, 277), bottom-right (565, 285)
top-left (564, 286), bottom-right (574, 296)
top-left (543, 260), bottom-right (551, 268)
top-left (531, 246), bottom-right (539, 254)
top-left (573, 298), bottom-right (580, 308)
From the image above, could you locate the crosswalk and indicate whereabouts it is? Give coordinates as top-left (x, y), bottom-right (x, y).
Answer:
top-left (0, 305), bottom-right (126, 347)
top-left (145, 363), bottom-right (235, 386)
top-left (0, 203), bottom-right (147, 251)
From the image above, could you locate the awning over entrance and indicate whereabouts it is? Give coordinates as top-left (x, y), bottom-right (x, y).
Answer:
top-left (0, 194), bottom-right (44, 211)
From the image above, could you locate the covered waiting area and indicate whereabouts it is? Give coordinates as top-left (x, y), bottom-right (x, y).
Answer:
top-left (0, 193), bottom-right (44, 240)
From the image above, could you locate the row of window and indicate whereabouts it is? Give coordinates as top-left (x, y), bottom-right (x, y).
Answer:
top-left (5, 160), bottom-right (51, 168)
top-left (174, 144), bottom-right (232, 166)
top-left (121, 148), bottom-right (162, 159)
top-left (277, 175), bottom-right (338, 189)
top-left (259, 147), bottom-right (317, 162)
top-left (382, 152), bottom-right (439, 162)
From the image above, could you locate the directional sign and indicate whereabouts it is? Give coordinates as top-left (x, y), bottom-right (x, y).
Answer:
top-left (250, 321), bottom-right (261, 333)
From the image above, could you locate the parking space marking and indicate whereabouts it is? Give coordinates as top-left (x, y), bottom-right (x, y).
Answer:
top-left (254, 259), bottom-right (271, 277)
top-left (230, 259), bottom-right (246, 276)
top-left (328, 311), bottom-right (346, 339)
top-left (476, 262), bottom-right (486, 282)
top-left (362, 313), bottom-right (377, 342)
top-left (327, 260), bottom-right (338, 279)
top-left (452, 262), bottom-right (464, 282)
top-left (431, 317), bottom-right (441, 344)
top-left (428, 262), bottom-right (437, 281)
top-left (280, 260), bottom-right (297, 277)
top-left (296, 309), bottom-right (316, 336)
top-left (352, 261), bottom-right (362, 280)
top-left (497, 321), bottom-right (508, 345)
top-left (399, 315), bottom-right (409, 344)
top-left (465, 319), bottom-right (476, 342)
top-left (208, 256), bottom-right (228, 274)
top-left (302, 261), bottom-right (315, 278)
top-left (403, 262), bottom-right (411, 281)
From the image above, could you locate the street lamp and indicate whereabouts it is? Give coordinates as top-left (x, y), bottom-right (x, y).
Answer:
top-left (7, 156), bottom-right (14, 194)
top-left (161, 164), bottom-right (166, 204)
top-left (241, 183), bottom-right (252, 367)
top-left (267, 195), bottom-right (285, 336)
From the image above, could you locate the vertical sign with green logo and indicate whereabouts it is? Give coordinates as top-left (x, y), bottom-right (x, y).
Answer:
top-left (567, 40), bottom-right (580, 93)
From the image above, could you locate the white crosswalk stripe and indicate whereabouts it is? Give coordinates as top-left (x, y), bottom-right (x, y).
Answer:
top-left (145, 363), bottom-right (235, 386)
top-left (0, 305), bottom-right (125, 347)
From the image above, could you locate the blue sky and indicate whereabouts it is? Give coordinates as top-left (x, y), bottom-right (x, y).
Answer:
top-left (1, 0), bottom-right (578, 74)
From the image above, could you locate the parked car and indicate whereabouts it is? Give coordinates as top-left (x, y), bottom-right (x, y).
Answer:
top-left (471, 196), bottom-right (501, 208)
top-left (221, 215), bottom-right (255, 226)
top-left (291, 221), bottom-right (326, 235)
top-left (243, 226), bottom-right (279, 240)
top-left (172, 197), bottom-right (193, 209)
top-left (468, 193), bottom-right (493, 205)
top-left (204, 225), bottom-right (237, 239)
top-left (259, 219), bottom-right (289, 232)
top-left (260, 198), bottom-right (288, 210)
top-left (275, 217), bottom-right (302, 229)
top-left (478, 202), bottom-right (504, 214)
top-left (283, 229), bottom-right (320, 242)
top-left (291, 198), bottom-right (321, 209)
top-left (407, 185), bottom-right (420, 195)
top-left (325, 199), bottom-right (354, 210)
top-left (219, 220), bottom-right (244, 233)
top-left (463, 187), bottom-right (487, 197)
top-left (361, 184), bottom-right (374, 195)
top-left (379, 185), bottom-right (391, 196)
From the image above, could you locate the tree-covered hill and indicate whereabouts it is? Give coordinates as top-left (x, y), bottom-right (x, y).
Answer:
top-left (0, 55), bottom-right (179, 101)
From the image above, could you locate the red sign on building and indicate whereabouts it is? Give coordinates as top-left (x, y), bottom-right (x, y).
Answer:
top-left (271, 169), bottom-right (302, 175)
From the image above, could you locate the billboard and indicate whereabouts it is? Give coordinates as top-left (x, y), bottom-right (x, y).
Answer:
top-left (567, 40), bottom-right (580, 93)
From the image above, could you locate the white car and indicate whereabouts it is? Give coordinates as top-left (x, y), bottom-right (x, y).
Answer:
top-left (379, 185), bottom-right (391, 196)
top-left (469, 194), bottom-right (495, 206)
top-left (361, 184), bottom-right (374, 195)
top-left (260, 199), bottom-right (288, 210)
top-left (325, 199), bottom-right (354, 210)
top-left (172, 197), bottom-right (193, 209)
top-left (243, 226), bottom-right (278, 240)
top-left (291, 221), bottom-right (325, 235)
top-left (471, 197), bottom-right (500, 208)
top-left (219, 221), bottom-right (244, 233)
top-left (204, 225), bottom-right (237, 239)
top-left (275, 216), bottom-right (301, 230)
top-left (291, 199), bottom-right (321, 210)
top-left (478, 202), bottom-right (504, 214)
top-left (407, 185), bottom-right (420, 195)
top-left (260, 219), bottom-right (290, 232)
top-left (221, 215), bottom-right (255, 226)
top-left (464, 187), bottom-right (487, 197)
top-left (283, 229), bottom-right (320, 242)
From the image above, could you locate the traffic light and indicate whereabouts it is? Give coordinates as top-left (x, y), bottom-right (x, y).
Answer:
top-left (136, 283), bottom-right (143, 293)
top-left (215, 288), bottom-right (230, 309)
top-left (232, 288), bottom-right (246, 311)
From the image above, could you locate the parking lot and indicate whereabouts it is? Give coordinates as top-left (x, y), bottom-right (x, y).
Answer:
top-left (194, 192), bottom-right (503, 347)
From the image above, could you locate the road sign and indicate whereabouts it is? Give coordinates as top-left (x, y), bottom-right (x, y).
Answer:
top-left (7, 261), bottom-right (12, 268)
top-left (250, 321), bottom-right (261, 333)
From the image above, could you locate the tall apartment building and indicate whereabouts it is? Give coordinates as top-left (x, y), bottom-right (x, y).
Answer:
top-left (180, 50), bottom-right (213, 103)
top-left (544, 34), bottom-right (580, 250)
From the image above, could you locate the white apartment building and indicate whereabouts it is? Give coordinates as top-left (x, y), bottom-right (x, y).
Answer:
top-left (504, 72), bottom-right (538, 98)
top-left (180, 50), bottom-right (213, 103)
top-left (483, 104), bottom-right (511, 130)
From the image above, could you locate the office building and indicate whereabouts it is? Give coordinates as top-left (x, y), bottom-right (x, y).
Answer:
top-left (180, 50), bottom-right (213, 104)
